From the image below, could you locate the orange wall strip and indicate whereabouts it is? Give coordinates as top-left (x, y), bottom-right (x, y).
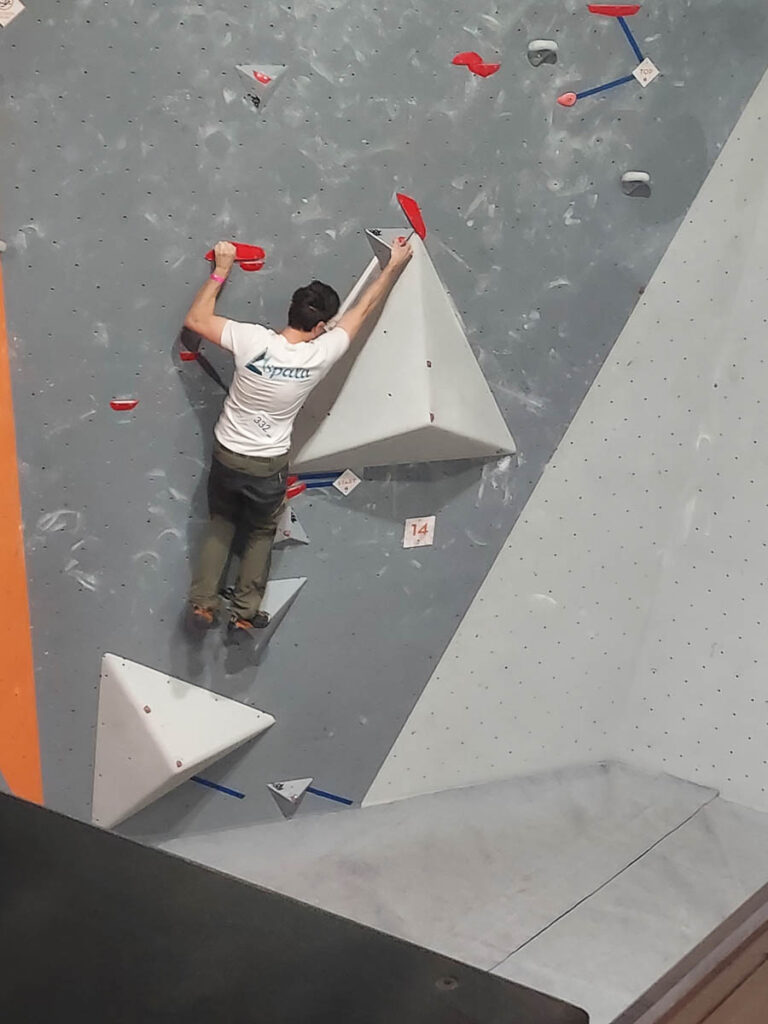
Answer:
top-left (0, 261), bottom-right (43, 803)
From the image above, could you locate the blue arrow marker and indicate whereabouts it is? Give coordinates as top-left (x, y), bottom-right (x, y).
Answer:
top-left (617, 16), bottom-right (644, 62)
top-left (306, 786), bottom-right (353, 806)
top-left (191, 776), bottom-right (245, 799)
top-left (576, 73), bottom-right (636, 101)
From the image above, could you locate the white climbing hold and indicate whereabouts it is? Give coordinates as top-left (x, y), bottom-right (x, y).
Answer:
top-left (253, 577), bottom-right (307, 642)
top-left (235, 63), bottom-right (287, 110)
top-left (0, 240), bottom-right (7, 253)
top-left (621, 171), bottom-right (651, 197)
top-left (268, 777), bottom-right (314, 817)
top-left (92, 654), bottom-right (275, 828)
top-left (275, 505), bottom-right (309, 546)
top-left (528, 40), bottom-right (558, 66)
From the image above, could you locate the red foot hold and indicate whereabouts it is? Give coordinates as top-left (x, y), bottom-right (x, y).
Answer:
top-left (204, 241), bottom-right (266, 267)
top-left (252, 71), bottom-right (272, 84)
top-left (286, 482), bottom-right (307, 500)
top-left (396, 192), bottom-right (427, 240)
top-left (557, 92), bottom-right (578, 107)
top-left (110, 398), bottom-right (139, 412)
top-left (239, 260), bottom-right (265, 272)
top-left (452, 51), bottom-right (482, 67)
top-left (180, 351), bottom-right (198, 361)
top-left (587, 4), bottom-right (641, 16)
top-left (473, 62), bottom-right (501, 78)
top-left (452, 51), bottom-right (501, 77)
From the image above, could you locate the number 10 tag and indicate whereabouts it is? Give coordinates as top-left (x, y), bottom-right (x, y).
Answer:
top-left (403, 516), bottom-right (436, 548)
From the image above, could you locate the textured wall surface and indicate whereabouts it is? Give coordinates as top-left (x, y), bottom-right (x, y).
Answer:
top-left (159, 766), bottom-right (768, 1024)
top-left (365, 67), bottom-right (768, 812)
top-left (1, 0), bottom-right (767, 835)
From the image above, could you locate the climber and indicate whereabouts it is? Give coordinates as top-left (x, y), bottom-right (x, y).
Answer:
top-left (183, 236), bottom-right (413, 633)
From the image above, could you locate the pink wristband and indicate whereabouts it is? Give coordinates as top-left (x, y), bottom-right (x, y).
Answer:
top-left (210, 272), bottom-right (227, 284)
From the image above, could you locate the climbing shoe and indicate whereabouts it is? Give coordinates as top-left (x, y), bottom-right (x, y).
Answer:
top-left (227, 610), bottom-right (270, 633)
top-left (188, 604), bottom-right (217, 629)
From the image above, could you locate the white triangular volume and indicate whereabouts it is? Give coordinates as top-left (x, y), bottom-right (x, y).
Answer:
top-left (274, 505), bottom-right (309, 546)
top-left (235, 64), bottom-right (287, 108)
top-left (291, 235), bottom-right (516, 471)
top-left (92, 654), bottom-right (275, 828)
top-left (268, 777), bottom-right (313, 817)
top-left (258, 577), bottom-right (307, 639)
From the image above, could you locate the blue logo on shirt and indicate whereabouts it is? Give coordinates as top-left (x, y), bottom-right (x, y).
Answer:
top-left (246, 353), bottom-right (311, 381)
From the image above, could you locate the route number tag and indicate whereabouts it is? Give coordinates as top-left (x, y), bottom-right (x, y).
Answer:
top-left (403, 516), bottom-right (436, 548)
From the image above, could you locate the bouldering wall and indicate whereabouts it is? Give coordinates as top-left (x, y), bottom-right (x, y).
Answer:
top-left (365, 66), bottom-right (768, 812)
top-left (1, 0), bottom-right (767, 840)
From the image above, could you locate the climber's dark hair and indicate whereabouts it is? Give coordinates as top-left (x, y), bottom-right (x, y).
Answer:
top-left (288, 280), bottom-right (340, 331)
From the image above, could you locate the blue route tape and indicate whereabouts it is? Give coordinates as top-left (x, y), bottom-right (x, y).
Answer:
top-left (306, 786), bottom-right (353, 806)
top-left (576, 73), bottom-right (636, 100)
top-left (617, 16), bottom-right (644, 63)
top-left (303, 480), bottom-right (338, 490)
top-left (191, 776), bottom-right (246, 799)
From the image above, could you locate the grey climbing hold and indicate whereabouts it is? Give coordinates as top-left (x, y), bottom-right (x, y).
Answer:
top-left (621, 171), bottom-right (651, 198)
top-left (528, 40), bottom-right (558, 67)
top-left (235, 64), bottom-right (288, 112)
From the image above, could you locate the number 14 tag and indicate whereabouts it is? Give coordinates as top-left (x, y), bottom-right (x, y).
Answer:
top-left (403, 516), bottom-right (436, 549)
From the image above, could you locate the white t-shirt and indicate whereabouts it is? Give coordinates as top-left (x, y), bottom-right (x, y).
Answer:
top-left (214, 320), bottom-right (350, 457)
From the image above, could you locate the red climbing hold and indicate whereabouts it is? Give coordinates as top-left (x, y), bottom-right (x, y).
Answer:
top-left (587, 4), bottom-right (641, 16)
top-left (252, 70), bottom-right (272, 84)
top-left (452, 51), bottom-right (501, 78)
top-left (110, 399), bottom-right (139, 412)
top-left (474, 62), bottom-right (501, 78)
top-left (452, 51), bottom-right (481, 67)
top-left (286, 482), bottom-right (307, 500)
top-left (396, 193), bottom-right (427, 240)
top-left (180, 351), bottom-right (198, 361)
top-left (204, 242), bottom-right (266, 267)
top-left (557, 92), bottom-right (578, 107)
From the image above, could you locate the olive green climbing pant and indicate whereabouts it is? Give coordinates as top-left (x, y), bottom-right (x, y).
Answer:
top-left (189, 439), bottom-right (289, 620)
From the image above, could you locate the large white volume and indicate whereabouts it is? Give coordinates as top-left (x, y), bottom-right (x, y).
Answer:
top-left (92, 654), bottom-right (275, 828)
top-left (291, 233), bottom-right (516, 470)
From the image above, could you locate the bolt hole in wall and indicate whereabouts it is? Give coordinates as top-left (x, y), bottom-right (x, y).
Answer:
top-left (0, 0), bottom-right (767, 835)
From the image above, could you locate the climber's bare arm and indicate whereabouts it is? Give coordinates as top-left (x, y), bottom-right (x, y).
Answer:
top-left (183, 241), bottom-right (235, 346)
top-left (337, 237), bottom-right (413, 342)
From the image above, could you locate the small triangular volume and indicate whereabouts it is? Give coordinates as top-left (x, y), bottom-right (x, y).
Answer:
top-left (291, 236), bottom-right (516, 470)
top-left (92, 655), bottom-right (275, 828)
top-left (268, 777), bottom-right (313, 817)
top-left (274, 505), bottom-right (309, 546)
top-left (235, 64), bottom-right (287, 109)
top-left (258, 577), bottom-right (306, 638)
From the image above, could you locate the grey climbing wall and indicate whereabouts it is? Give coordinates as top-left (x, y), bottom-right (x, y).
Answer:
top-left (1, 0), bottom-right (767, 837)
